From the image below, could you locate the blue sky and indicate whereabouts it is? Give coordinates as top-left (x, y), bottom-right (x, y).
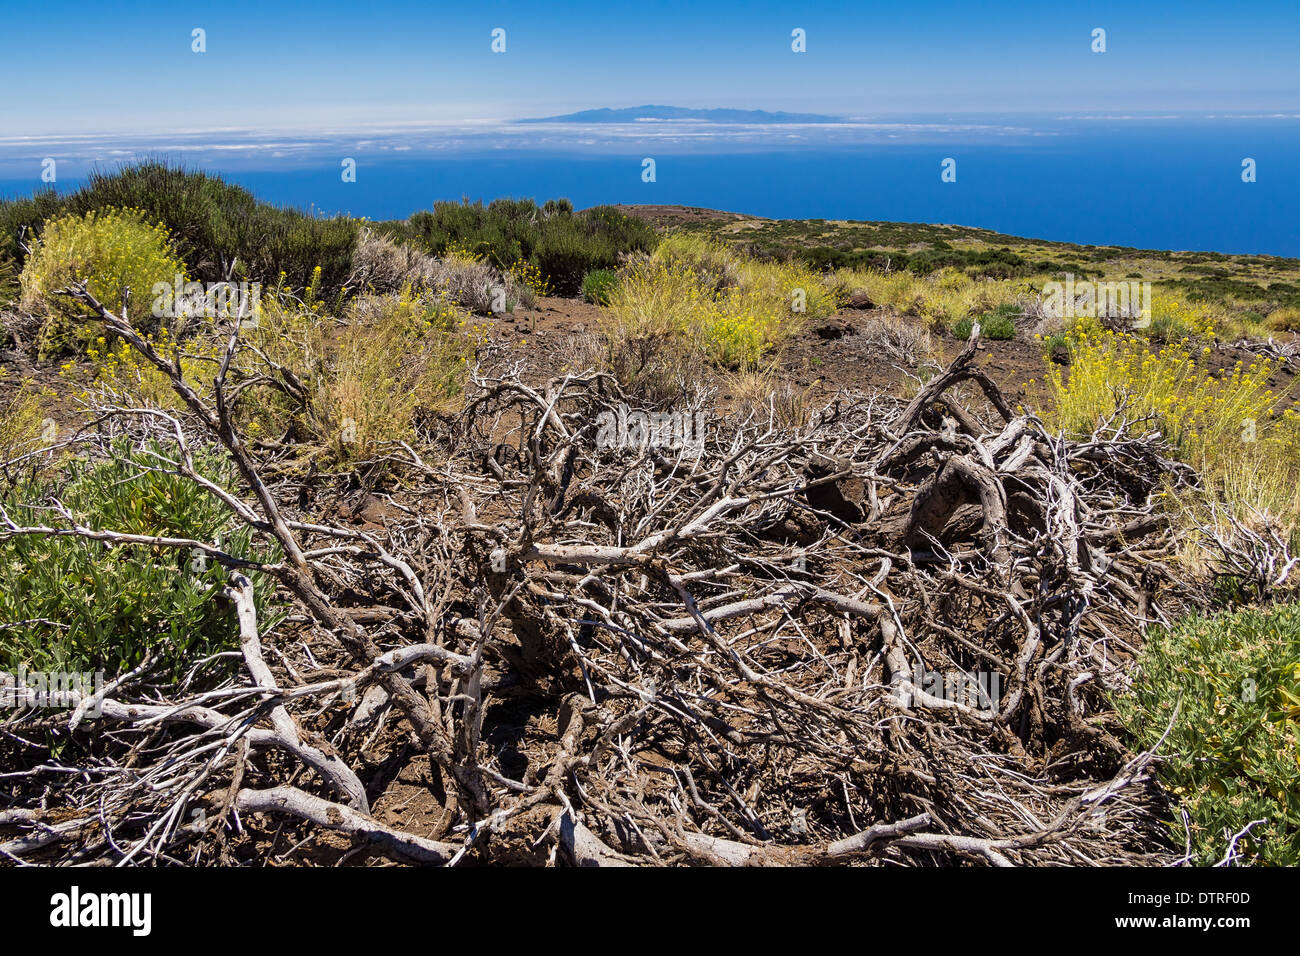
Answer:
top-left (2, 0), bottom-right (1297, 135)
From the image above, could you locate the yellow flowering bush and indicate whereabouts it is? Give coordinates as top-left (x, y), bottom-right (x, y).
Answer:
top-left (695, 288), bottom-right (784, 369)
top-left (443, 240), bottom-right (483, 264)
top-left (1043, 324), bottom-right (1300, 546)
top-left (602, 239), bottom-right (841, 373)
top-left (1044, 326), bottom-right (1280, 467)
top-left (738, 258), bottom-right (841, 323)
top-left (19, 207), bottom-right (187, 358)
top-left (604, 258), bottom-right (704, 340)
top-left (303, 265), bottom-right (327, 314)
top-left (1144, 291), bottom-right (1221, 344)
top-left (80, 326), bottom-right (221, 411)
top-left (508, 259), bottom-right (552, 299)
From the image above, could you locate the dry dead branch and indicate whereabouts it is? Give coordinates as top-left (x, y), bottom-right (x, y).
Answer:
top-left (0, 284), bottom-right (1199, 866)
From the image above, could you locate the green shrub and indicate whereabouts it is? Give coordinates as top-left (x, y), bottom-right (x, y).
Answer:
top-left (394, 199), bottom-right (656, 295)
top-left (953, 306), bottom-right (1016, 341)
top-left (19, 207), bottom-right (188, 357)
top-left (0, 188), bottom-right (67, 272)
top-left (986, 302), bottom-right (1022, 322)
top-left (580, 204), bottom-right (659, 261)
top-left (68, 163), bottom-right (360, 298)
top-left (798, 244), bottom-right (1036, 279)
top-left (984, 315), bottom-right (1019, 340)
top-left (580, 268), bottom-right (620, 305)
top-left (0, 163), bottom-right (363, 302)
top-left (0, 440), bottom-right (282, 681)
top-left (904, 246), bottom-right (1033, 279)
top-left (1116, 603), bottom-right (1300, 865)
top-left (532, 229), bottom-right (619, 297)
top-left (1039, 329), bottom-right (1070, 361)
top-left (402, 198), bottom-right (537, 268)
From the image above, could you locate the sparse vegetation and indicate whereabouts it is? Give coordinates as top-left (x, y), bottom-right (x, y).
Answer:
top-left (643, 208), bottom-right (1300, 315)
top-left (828, 266), bottom-right (1019, 329)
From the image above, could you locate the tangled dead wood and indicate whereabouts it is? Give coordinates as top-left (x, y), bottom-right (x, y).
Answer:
top-left (1, 297), bottom-right (1196, 866)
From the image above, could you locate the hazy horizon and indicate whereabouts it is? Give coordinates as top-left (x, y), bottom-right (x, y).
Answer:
top-left (5, 113), bottom-right (1295, 259)
top-left (3, 0), bottom-right (1298, 136)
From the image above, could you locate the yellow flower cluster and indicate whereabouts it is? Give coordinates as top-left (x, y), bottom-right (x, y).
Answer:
top-left (85, 325), bottom-right (221, 410)
top-left (1146, 291), bottom-right (1221, 343)
top-left (1044, 325), bottom-right (1281, 465)
top-left (20, 206), bottom-right (188, 359)
top-left (443, 240), bottom-right (482, 264)
top-left (508, 259), bottom-right (552, 298)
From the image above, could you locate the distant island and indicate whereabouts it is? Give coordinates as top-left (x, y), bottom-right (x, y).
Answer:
top-left (516, 105), bottom-right (843, 124)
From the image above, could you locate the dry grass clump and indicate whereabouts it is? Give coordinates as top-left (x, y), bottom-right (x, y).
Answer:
top-left (856, 311), bottom-right (936, 366)
top-left (724, 367), bottom-right (814, 429)
top-left (347, 227), bottom-right (442, 293)
top-left (830, 266), bottom-right (1017, 329)
top-left (311, 289), bottom-right (474, 460)
top-left (348, 228), bottom-right (534, 314)
top-left (219, 285), bottom-right (478, 461)
top-left (597, 233), bottom-right (842, 381)
top-left (559, 326), bottom-right (710, 408)
top-left (1266, 306), bottom-right (1300, 332)
top-left (0, 371), bottom-right (53, 463)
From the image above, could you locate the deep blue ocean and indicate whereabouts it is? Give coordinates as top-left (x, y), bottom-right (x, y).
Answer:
top-left (2, 116), bottom-right (1296, 256)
